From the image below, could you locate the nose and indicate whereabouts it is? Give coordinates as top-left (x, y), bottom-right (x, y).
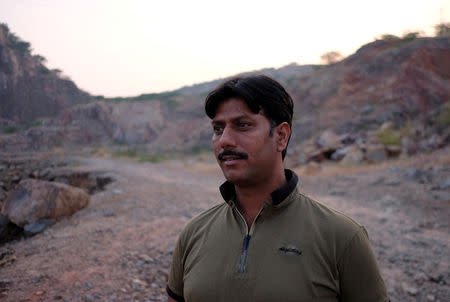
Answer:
top-left (219, 126), bottom-right (236, 149)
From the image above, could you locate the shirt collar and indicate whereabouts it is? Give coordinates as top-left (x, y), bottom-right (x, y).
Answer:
top-left (219, 169), bottom-right (299, 206)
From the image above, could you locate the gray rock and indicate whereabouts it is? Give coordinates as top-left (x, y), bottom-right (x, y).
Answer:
top-left (436, 179), bottom-right (450, 190)
top-left (316, 130), bottom-right (341, 150)
top-left (329, 190), bottom-right (346, 196)
top-left (389, 166), bottom-right (403, 173)
top-left (384, 178), bottom-right (401, 186)
top-left (360, 104), bottom-right (373, 115)
top-left (341, 146), bottom-right (364, 165)
top-left (407, 287), bottom-right (418, 296)
top-left (404, 168), bottom-right (432, 183)
top-left (365, 144), bottom-right (387, 163)
top-left (433, 191), bottom-right (450, 201)
top-left (84, 294), bottom-right (94, 302)
top-left (331, 146), bottom-right (352, 161)
top-left (85, 281), bottom-right (94, 290)
top-left (24, 219), bottom-right (55, 236)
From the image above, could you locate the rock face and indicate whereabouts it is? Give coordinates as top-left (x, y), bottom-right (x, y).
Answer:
top-left (1, 179), bottom-right (89, 227)
top-left (0, 24), bottom-right (92, 125)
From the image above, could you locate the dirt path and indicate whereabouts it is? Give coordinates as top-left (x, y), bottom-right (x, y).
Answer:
top-left (0, 153), bottom-right (449, 302)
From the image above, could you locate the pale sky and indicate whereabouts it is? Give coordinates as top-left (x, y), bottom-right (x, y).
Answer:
top-left (1, 0), bottom-right (449, 96)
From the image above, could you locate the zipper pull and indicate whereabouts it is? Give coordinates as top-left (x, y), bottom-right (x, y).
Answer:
top-left (238, 234), bottom-right (251, 274)
top-left (242, 234), bottom-right (251, 251)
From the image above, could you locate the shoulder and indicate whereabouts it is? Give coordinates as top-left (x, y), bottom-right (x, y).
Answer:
top-left (293, 191), bottom-right (364, 254)
top-left (177, 202), bottom-right (229, 244)
top-left (297, 191), bottom-right (361, 233)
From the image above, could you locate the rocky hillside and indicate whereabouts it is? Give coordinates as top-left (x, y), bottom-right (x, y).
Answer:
top-left (0, 23), bottom-right (92, 127)
top-left (0, 27), bottom-right (448, 164)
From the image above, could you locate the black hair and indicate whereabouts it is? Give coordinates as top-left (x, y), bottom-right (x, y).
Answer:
top-left (205, 75), bottom-right (294, 159)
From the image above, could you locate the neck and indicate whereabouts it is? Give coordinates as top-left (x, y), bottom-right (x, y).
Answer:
top-left (235, 167), bottom-right (287, 228)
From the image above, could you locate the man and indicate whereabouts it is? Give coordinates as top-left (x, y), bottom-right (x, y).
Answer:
top-left (167, 75), bottom-right (389, 302)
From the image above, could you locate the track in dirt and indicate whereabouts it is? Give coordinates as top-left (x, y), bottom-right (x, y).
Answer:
top-left (0, 155), bottom-right (449, 302)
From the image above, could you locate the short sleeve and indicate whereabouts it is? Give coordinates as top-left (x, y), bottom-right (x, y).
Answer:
top-left (338, 226), bottom-right (389, 302)
top-left (167, 233), bottom-right (185, 302)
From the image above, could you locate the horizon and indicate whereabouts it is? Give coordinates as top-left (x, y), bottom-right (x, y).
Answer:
top-left (1, 0), bottom-right (449, 97)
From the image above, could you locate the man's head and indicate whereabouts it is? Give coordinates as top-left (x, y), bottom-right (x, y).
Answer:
top-left (205, 75), bottom-right (294, 158)
top-left (205, 75), bottom-right (294, 186)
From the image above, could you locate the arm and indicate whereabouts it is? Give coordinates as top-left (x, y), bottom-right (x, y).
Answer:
top-left (166, 233), bottom-right (186, 302)
top-left (338, 227), bottom-right (389, 302)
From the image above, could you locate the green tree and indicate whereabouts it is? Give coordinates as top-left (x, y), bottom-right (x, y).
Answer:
top-left (380, 34), bottom-right (399, 40)
top-left (34, 54), bottom-right (47, 63)
top-left (435, 22), bottom-right (450, 37)
top-left (402, 31), bottom-right (421, 41)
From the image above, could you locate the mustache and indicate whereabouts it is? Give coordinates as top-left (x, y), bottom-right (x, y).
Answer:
top-left (218, 150), bottom-right (248, 161)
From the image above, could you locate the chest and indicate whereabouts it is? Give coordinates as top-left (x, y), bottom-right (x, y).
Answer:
top-left (182, 218), bottom-right (340, 302)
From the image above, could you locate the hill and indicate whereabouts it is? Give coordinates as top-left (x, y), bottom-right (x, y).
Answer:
top-left (0, 27), bottom-right (448, 165)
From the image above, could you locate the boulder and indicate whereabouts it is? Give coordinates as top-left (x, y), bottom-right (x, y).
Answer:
top-left (365, 144), bottom-right (387, 163)
top-left (1, 179), bottom-right (89, 227)
top-left (341, 146), bottom-right (364, 165)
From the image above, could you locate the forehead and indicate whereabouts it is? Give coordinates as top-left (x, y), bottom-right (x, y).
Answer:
top-left (213, 98), bottom-right (259, 120)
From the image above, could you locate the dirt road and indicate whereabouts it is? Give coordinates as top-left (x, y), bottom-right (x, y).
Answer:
top-left (0, 152), bottom-right (449, 302)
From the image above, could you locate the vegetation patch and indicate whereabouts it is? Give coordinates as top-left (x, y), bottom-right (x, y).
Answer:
top-left (437, 103), bottom-right (450, 127)
top-left (102, 91), bottom-right (180, 103)
top-left (28, 120), bottom-right (43, 128)
top-left (1, 126), bottom-right (21, 134)
top-left (377, 123), bottom-right (411, 146)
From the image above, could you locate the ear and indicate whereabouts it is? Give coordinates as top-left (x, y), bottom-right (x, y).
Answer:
top-left (274, 122), bottom-right (291, 152)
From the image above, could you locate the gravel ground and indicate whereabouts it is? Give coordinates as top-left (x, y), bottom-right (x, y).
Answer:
top-left (0, 148), bottom-right (449, 302)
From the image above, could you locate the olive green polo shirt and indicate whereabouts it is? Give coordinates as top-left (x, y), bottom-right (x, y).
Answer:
top-left (167, 170), bottom-right (389, 302)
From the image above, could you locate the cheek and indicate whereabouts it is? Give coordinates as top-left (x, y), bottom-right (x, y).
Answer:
top-left (246, 136), bottom-right (275, 158)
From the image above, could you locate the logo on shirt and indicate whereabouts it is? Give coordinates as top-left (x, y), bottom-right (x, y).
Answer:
top-left (279, 245), bottom-right (302, 256)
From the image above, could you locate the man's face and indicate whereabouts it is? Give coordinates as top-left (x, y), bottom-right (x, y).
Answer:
top-left (211, 98), bottom-right (280, 186)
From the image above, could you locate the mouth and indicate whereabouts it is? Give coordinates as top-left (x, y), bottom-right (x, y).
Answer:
top-left (218, 150), bottom-right (248, 165)
top-left (221, 155), bottom-right (243, 163)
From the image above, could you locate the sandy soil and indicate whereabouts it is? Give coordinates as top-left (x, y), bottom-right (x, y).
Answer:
top-left (0, 149), bottom-right (449, 302)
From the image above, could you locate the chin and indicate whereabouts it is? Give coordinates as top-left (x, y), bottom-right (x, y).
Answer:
top-left (222, 170), bottom-right (243, 184)
top-left (222, 171), bottom-right (254, 186)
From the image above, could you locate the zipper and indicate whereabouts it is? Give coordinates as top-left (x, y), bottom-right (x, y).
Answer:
top-left (234, 205), bottom-right (265, 274)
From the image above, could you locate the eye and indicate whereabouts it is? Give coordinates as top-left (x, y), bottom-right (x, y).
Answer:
top-left (237, 122), bottom-right (251, 129)
top-left (213, 125), bottom-right (223, 135)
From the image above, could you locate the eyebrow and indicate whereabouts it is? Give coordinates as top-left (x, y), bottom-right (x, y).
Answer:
top-left (211, 114), bottom-right (253, 124)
